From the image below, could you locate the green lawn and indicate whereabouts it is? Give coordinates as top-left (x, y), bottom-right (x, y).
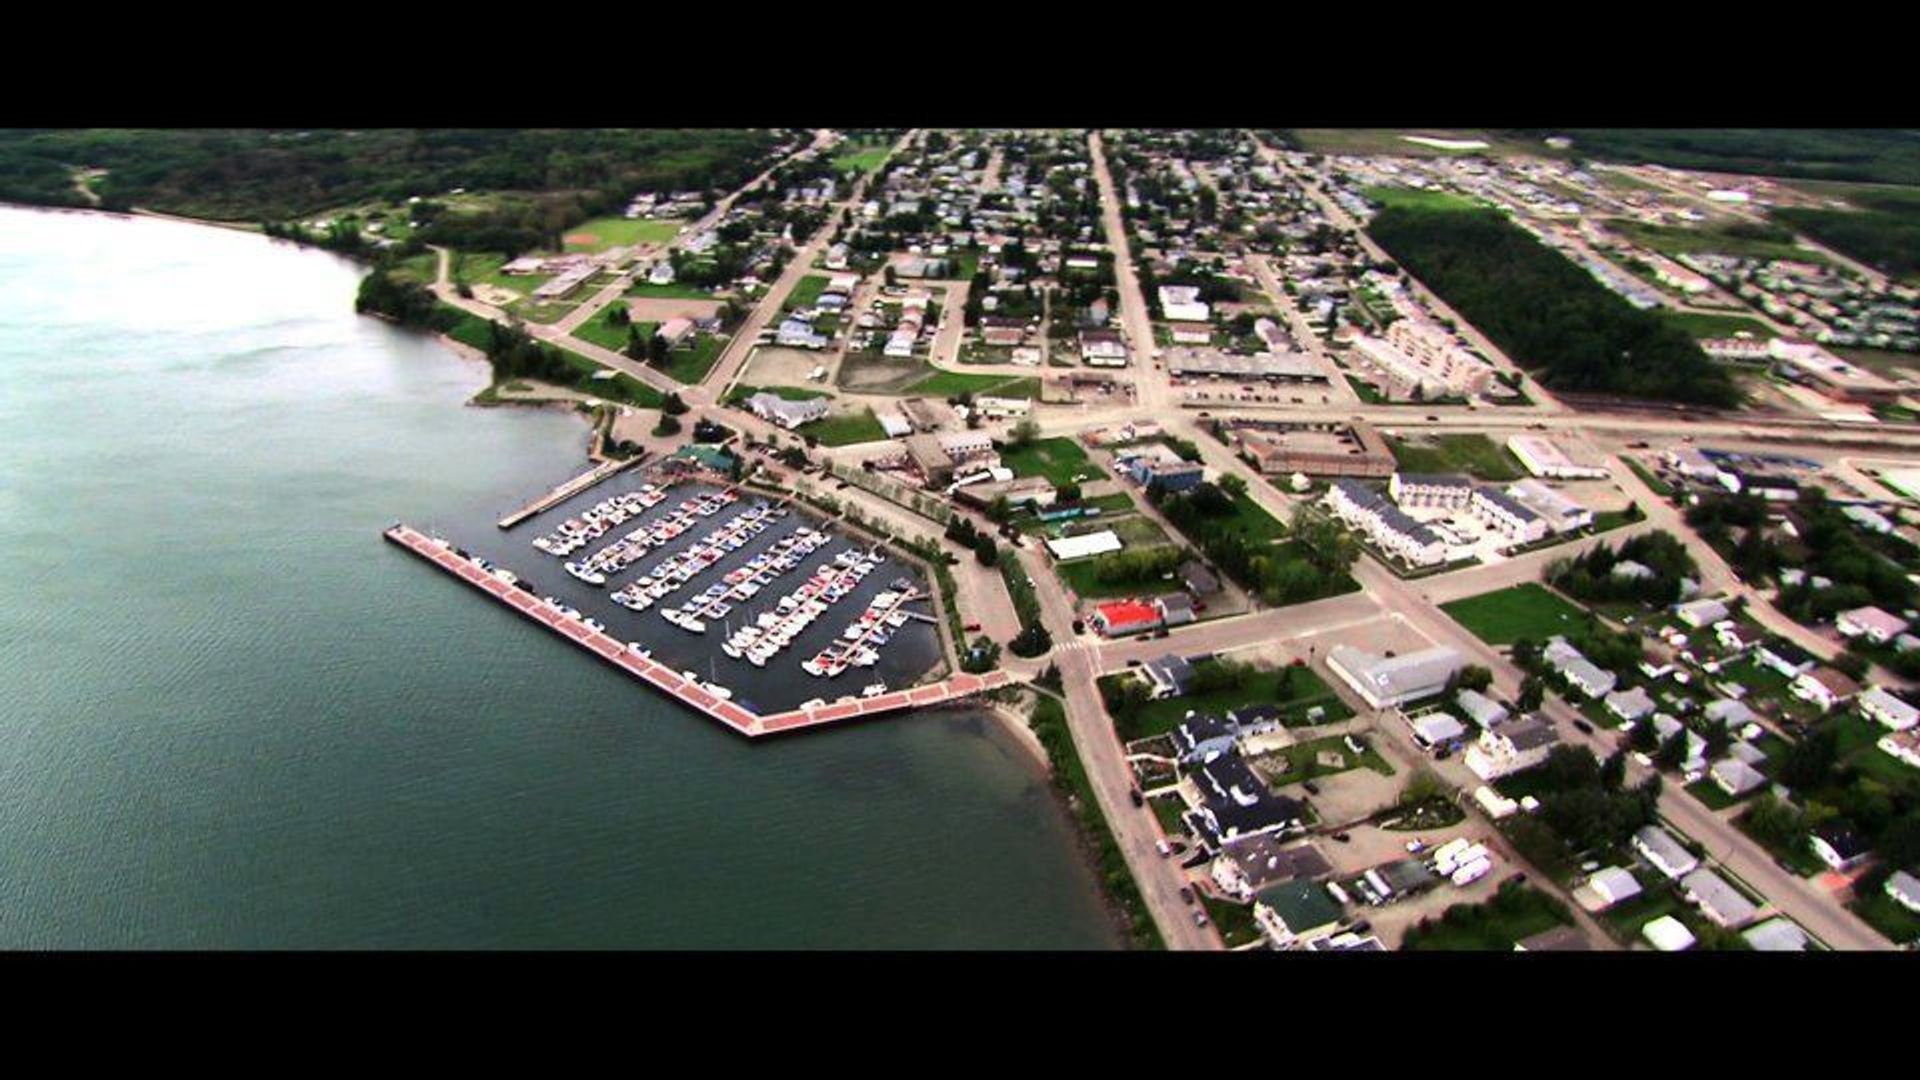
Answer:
top-left (1201, 894), bottom-right (1263, 948)
top-left (562, 215), bottom-right (682, 252)
top-left (784, 274), bottom-right (830, 311)
top-left (1607, 218), bottom-right (1815, 262)
top-left (1851, 871), bottom-right (1920, 947)
top-left (575, 309), bottom-right (657, 353)
top-left (659, 334), bottom-right (726, 385)
top-left (1000, 437), bottom-right (1106, 486)
top-left (806, 407), bottom-right (888, 447)
top-left (1255, 734), bottom-right (1394, 788)
top-left (1656, 310), bottom-right (1780, 342)
top-left (1102, 663), bottom-right (1353, 743)
top-left (1402, 882), bottom-right (1573, 951)
top-left (1387, 433), bottom-right (1524, 481)
top-left (1215, 489), bottom-right (1289, 546)
top-left (1625, 456), bottom-right (1673, 497)
top-left (1363, 185), bottom-right (1484, 213)
top-left (625, 281), bottom-right (717, 301)
top-left (831, 142), bottom-right (893, 175)
top-left (1441, 583), bottom-right (1597, 646)
top-left (1054, 556), bottom-right (1171, 601)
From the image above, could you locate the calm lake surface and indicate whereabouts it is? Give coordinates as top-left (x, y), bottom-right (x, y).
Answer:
top-left (0, 205), bottom-right (1117, 948)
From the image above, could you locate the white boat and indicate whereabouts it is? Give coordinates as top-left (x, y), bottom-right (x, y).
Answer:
top-left (862, 681), bottom-right (888, 698)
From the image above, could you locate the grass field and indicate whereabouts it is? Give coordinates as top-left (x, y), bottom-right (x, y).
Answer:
top-left (659, 334), bottom-right (726, 385)
top-left (1289, 129), bottom-right (1555, 160)
top-left (1387, 433), bottom-right (1524, 481)
top-left (1362, 185), bottom-right (1484, 213)
top-left (806, 408), bottom-right (888, 447)
top-left (1625, 457), bottom-right (1673, 497)
top-left (1000, 437), bottom-right (1106, 485)
top-left (1402, 883), bottom-right (1573, 951)
top-left (1657, 310), bottom-right (1780, 341)
top-left (574, 308), bottom-right (657, 353)
top-left (1103, 663), bottom-right (1353, 743)
top-left (784, 274), bottom-right (830, 311)
top-left (1441, 583), bottom-right (1597, 646)
top-left (626, 281), bottom-right (717, 301)
top-left (1608, 218), bottom-right (1813, 263)
top-left (1255, 733), bottom-right (1394, 788)
top-left (562, 216), bottom-right (682, 253)
top-left (831, 142), bottom-right (892, 175)
top-left (1837, 346), bottom-right (1920, 379)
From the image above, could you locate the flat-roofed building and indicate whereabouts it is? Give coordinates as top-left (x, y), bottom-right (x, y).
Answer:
top-left (1328, 644), bottom-right (1462, 709)
top-left (1165, 347), bottom-right (1327, 383)
top-left (1507, 434), bottom-right (1609, 480)
top-left (1233, 420), bottom-right (1395, 479)
top-left (1504, 479), bottom-right (1594, 534)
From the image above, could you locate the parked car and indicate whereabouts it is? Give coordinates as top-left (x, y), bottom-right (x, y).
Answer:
top-left (1331, 832), bottom-right (1352, 843)
top-left (1129, 788), bottom-right (1144, 808)
top-left (1072, 619), bottom-right (1086, 635)
top-left (1179, 886), bottom-right (1195, 905)
top-left (1193, 912), bottom-right (1209, 928)
top-left (963, 622), bottom-right (981, 632)
top-left (1126, 658), bottom-right (1142, 667)
top-left (1572, 719), bottom-right (1594, 736)
top-left (1155, 840), bottom-right (1172, 857)
top-left (1303, 781), bottom-right (1321, 795)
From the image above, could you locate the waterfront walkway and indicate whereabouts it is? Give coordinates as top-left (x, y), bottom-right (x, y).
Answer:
top-left (384, 524), bottom-right (1011, 737)
top-left (497, 455), bottom-right (644, 529)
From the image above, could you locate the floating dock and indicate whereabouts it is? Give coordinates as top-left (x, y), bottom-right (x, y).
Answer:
top-left (497, 455), bottom-right (645, 530)
top-left (384, 524), bottom-right (1010, 737)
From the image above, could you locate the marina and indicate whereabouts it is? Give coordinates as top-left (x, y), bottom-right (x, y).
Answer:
top-left (384, 523), bottom-right (1008, 737)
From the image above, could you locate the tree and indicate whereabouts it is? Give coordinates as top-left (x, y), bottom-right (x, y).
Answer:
top-left (1452, 665), bottom-right (1494, 694)
top-left (1601, 749), bottom-right (1627, 791)
top-left (1008, 418), bottom-right (1041, 448)
top-left (661, 392), bottom-right (688, 416)
top-left (1517, 675), bottom-right (1546, 712)
top-left (647, 332), bottom-right (671, 366)
top-left (606, 302), bottom-right (630, 327)
top-left (1655, 729), bottom-right (1689, 772)
top-left (652, 414), bottom-right (682, 437)
top-left (1056, 482), bottom-right (1083, 504)
top-left (1778, 726), bottom-right (1840, 790)
top-left (973, 534), bottom-right (999, 567)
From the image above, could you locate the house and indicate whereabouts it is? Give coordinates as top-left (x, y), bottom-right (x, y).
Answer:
top-left (1408, 712), bottom-right (1469, 750)
top-left (1704, 698), bottom-right (1759, 731)
top-left (1180, 561), bottom-right (1222, 598)
top-left (1048, 530), bottom-right (1124, 561)
top-left (776, 318), bottom-right (829, 349)
top-left (1882, 729), bottom-right (1920, 770)
top-left (1212, 836), bottom-right (1333, 900)
top-left (1191, 751), bottom-right (1306, 843)
top-left (743, 392), bottom-right (829, 430)
top-left (1886, 869), bottom-right (1920, 914)
top-left (1633, 825), bottom-right (1700, 880)
top-left (1859, 686), bottom-right (1919, 731)
top-left (1454, 688), bottom-right (1509, 729)
top-left (1158, 284), bottom-right (1211, 324)
top-left (1792, 666), bottom-right (1859, 712)
top-left (1585, 866), bottom-right (1643, 909)
top-left (1682, 868), bottom-right (1759, 928)
top-left (648, 260), bottom-right (676, 285)
top-left (1252, 878), bottom-right (1344, 949)
top-left (1674, 598), bottom-right (1730, 629)
top-left (1809, 823), bottom-right (1869, 872)
top-left (1710, 757), bottom-right (1767, 798)
top-left (1562, 658), bottom-right (1618, 700)
top-left (1308, 932), bottom-right (1387, 952)
top-left (1172, 712), bottom-right (1240, 764)
top-left (1157, 593), bottom-right (1196, 628)
top-left (1757, 638), bottom-right (1817, 679)
top-left (1642, 915), bottom-right (1696, 952)
top-left (1741, 918), bottom-right (1811, 952)
top-left (658, 317), bottom-right (695, 347)
top-left (1605, 686), bottom-right (1656, 724)
top-left (1090, 598), bottom-right (1161, 637)
top-left (1142, 654), bottom-right (1195, 700)
top-left (1465, 716), bottom-right (1561, 780)
top-left (1328, 645), bottom-right (1463, 710)
top-left (1837, 605), bottom-right (1909, 645)
top-left (1716, 623), bottom-right (1764, 654)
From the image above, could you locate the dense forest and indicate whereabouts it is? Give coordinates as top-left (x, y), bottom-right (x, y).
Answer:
top-left (1774, 186), bottom-right (1920, 279)
top-left (1533, 129), bottom-right (1920, 187)
top-left (0, 128), bottom-right (785, 224)
top-left (1367, 206), bottom-right (1739, 406)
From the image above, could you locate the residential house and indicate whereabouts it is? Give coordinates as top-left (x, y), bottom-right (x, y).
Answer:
top-left (1809, 823), bottom-right (1869, 872)
top-left (1326, 480), bottom-right (1448, 568)
top-left (1682, 868), bottom-right (1759, 928)
top-left (1454, 688), bottom-right (1509, 729)
top-left (1408, 712), bottom-right (1469, 751)
top-left (743, 392), bottom-right (829, 430)
top-left (1090, 599), bottom-right (1162, 638)
top-left (1710, 757), bottom-right (1767, 798)
top-left (1792, 666), bottom-right (1860, 712)
top-left (1886, 869), bottom-right (1920, 914)
top-left (1674, 598), bottom-right (1730, 629)
top-left (1471, 485), bottom-right (1549, 545)
top-left (1878, 729), bottom-right (1920, 770)
top-left (1704, 697), bottom-right (1759, 732)
top-left (1716, 622), bottom-right (1764, 654)
top-left (1634, 825), bottom-right (1701, 880)
top-left (1740, 918), bottom-right (1810, 952)
top-left (1586, 866), bottom-right (1643, 909)
top-left (1757, 638), bottom-right (1817, 679)
top-left (1079, 329), bottom-right (1129, 366)
top-left (1465, 716), bottom-right (1561, 780)
top-left (1211, 837), bottom-right (1333, 901)
top-left (1605, 686), bottom-right (1656, 724)
top-left (1142, 654), bottom-right (1195, 700)
top-left (1838, 605), bottom-right (1909, 645)
top-left (1642, 915), bottom-right (1696, 952)
top-left (1388, 473), bottom-right (1473, 510)
top-left (1860, 686), bottom-right (1919, 731)
top-left (1191, 751), bottom-right (1306, 844)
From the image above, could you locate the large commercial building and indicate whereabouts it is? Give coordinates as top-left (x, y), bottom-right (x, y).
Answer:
top-left (1166, 348), bottom-right (1327, 383)
top-left (1328, 645), bottom-right (1463, 709)
top-left (1232, 421), bottom-right (1395, 479)
top-left (1507, 435), bottom-right (1609, 480)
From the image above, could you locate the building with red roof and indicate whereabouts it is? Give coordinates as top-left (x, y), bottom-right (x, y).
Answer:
top-left (1092, 599), bottom-right (1163, 637)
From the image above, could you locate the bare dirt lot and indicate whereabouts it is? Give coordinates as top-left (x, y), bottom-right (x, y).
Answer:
top-left (837, 352), bottom-right (928, 395)
top-left (741, 345), bottom-right (838, 391)
top-left (623, 297), bottom-right (724, 323)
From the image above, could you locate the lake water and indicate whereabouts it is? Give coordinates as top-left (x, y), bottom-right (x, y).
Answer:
top-left (0, 205), bottom-right (1118, 949)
